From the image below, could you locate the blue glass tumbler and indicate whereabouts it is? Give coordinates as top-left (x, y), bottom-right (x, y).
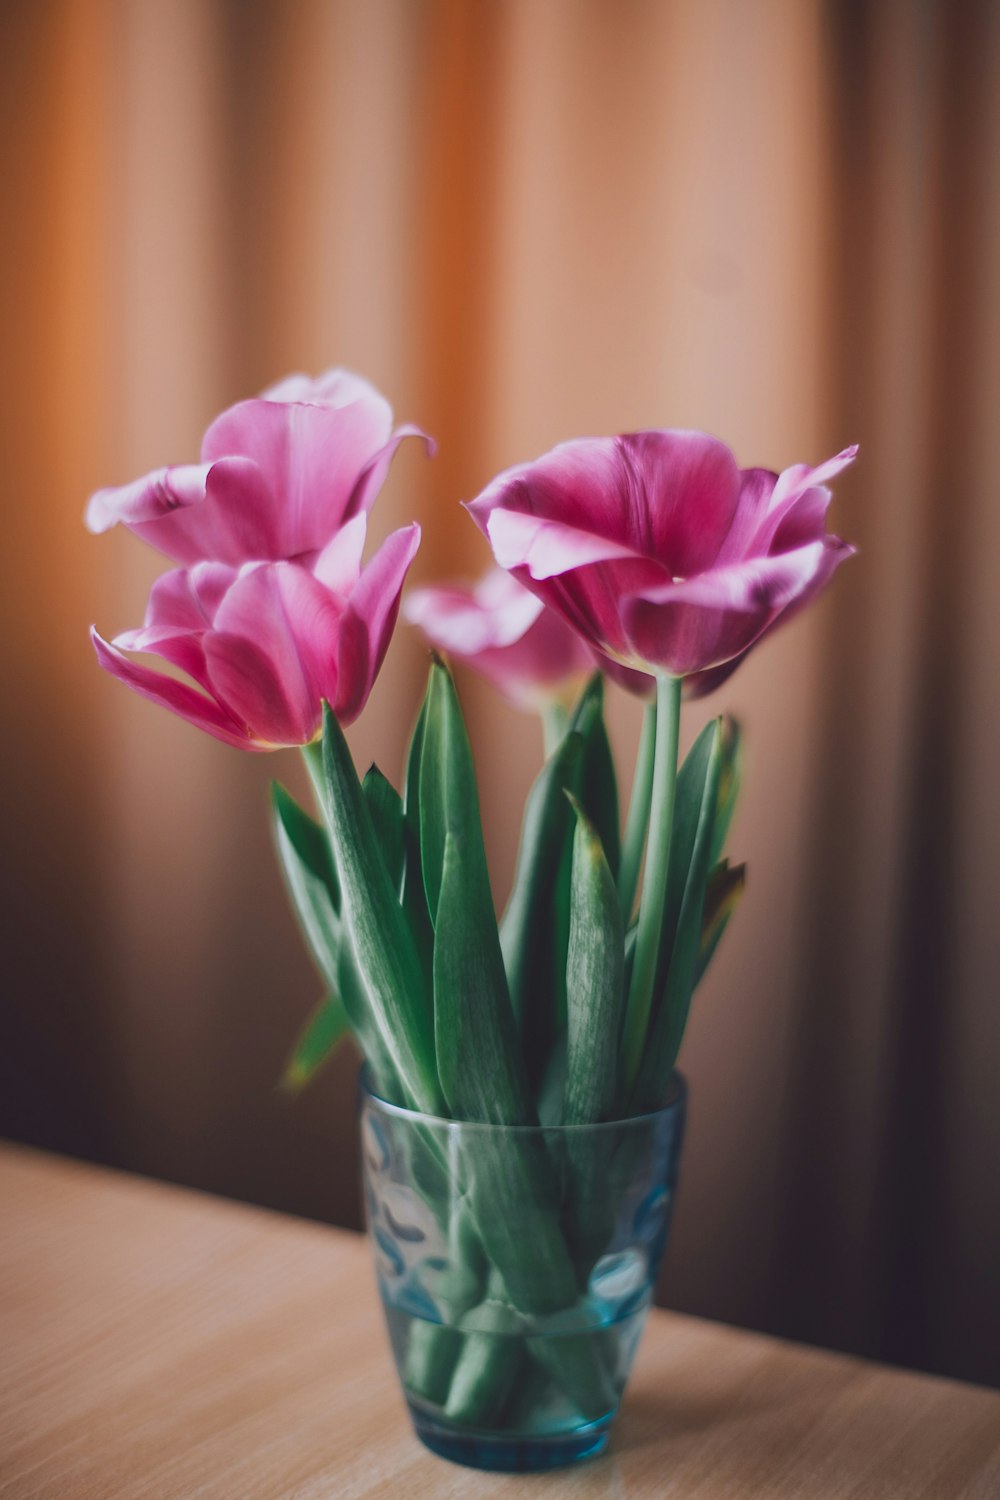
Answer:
top-left (359, 1074), bottom-right (686, 1472)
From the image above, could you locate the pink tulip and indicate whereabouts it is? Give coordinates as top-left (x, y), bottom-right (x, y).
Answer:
top-left (466, 432), bottom-right (857, 693)
top-left (87, 368), bottom-right (428, 748)
top-left (406, 568), bottom-right (652, 708)
top-left (404, 568), bottom-right (596, 711)
top-left (90, 516), bottom-right (421, 749)
top-left (86, 367), bottom-right (428, 565)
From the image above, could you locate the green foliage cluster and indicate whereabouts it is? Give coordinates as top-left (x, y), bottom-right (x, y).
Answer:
top-left (274, 658), bottom-right (743, 1425)
top-left (275, 659), bottom-right (744, 1120)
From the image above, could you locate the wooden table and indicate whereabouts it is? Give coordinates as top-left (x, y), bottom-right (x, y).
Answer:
top-left (1, 1144), bottom-right (998, 1498)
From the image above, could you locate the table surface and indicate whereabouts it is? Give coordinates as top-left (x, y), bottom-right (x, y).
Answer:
top-left (1, 1144), bottom-right (998, 1499)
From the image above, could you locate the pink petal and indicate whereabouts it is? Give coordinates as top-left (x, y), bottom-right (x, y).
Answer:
top-left (618, 430), bottom-right (743, 575)
top-left (113, 564), bottom-right (241, 684)
top-left (85, 463), bottom-right (212, 540)
top-left (504, 554), bottom-right (667, 667)
top-left (479, 608), bottom-right (594, 706)
top-left (335, 523), bottom-right (421, 723)
top-left (204, 633), bottom-right (316, 747)
top-left (712, 467), bottom-right (779, 566)
top-left (756, 446), bottom-right (859, 553)
top-left (90, 627), bottom-right (256, 750)
top-left (267, 566), bottom-right (347, 709)
top-left (624, 538), bottom-right (855, 676)
top-left (639, 542), bottom-right (829, 613)
top-left (85, 370), bottom-right (425, 567)
top-left (114, 624), bottom-right (208, 686)
top-left (774, 444), bottom-right (859, 497)
top-left (143, 563), bottom-right (238, 631)
top-left (200, 394), bottom-right (393, 556)
top-left (467, 438), bottom-right (626, 546)
top-left (468, 430), bottom-right (742, 577)
top-left (684, 530), bottom-right (857, 696)
top-left (186, 560), bottom-right (244, 620)
top-left (205, 563), bottom-right (345, 746)
top-left (89, 457), bottom-right (281, 566)
top-left (404, 572), bottom-right (544, 655)
top-left (598, 653), bottom-right (656, 698)
top-left (483, 508), bottom-right (646, 579)
top-left (260, 367), bottom-right (393, 412)
top-left (310, 513), bottom-right (368, 596)
top-left (405, 570), bottom-right (596, 709)
top-left (472, 569), bottom-right (547, 642)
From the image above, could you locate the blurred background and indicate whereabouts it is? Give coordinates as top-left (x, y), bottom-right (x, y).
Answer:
top-left (2, 0), bottom-right (998, 1389)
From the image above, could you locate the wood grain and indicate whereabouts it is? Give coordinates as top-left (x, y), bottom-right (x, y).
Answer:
top-left (0, 1142), bottom-right (997, 1499)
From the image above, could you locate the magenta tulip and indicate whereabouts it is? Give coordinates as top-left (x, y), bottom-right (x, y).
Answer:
top-left (466, 432), bottom-right (857, 692)
top-left (86, 367), bottom-right (427, 566)
top-left (90, 517), bottom-right (420, 749)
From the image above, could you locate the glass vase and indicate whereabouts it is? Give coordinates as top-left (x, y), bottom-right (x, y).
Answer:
top-left (359, 1074), bottom-right (686, 1472)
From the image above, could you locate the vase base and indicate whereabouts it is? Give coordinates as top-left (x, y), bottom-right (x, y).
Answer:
top-left (410, 1408), bottom-right (612, 1472)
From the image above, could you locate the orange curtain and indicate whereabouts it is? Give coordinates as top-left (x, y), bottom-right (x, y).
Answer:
top-left (2, 0), bottom-right (997, 1385)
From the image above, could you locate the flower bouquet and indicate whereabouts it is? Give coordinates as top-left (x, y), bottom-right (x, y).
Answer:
top-left (88, 369), bottom-right (855, 1471)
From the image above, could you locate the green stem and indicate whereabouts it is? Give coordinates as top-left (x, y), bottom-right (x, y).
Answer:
top-left (541, 701), bottom-right (569, 759)
top-left (619, 675), bottom-right (681, 1094)
top-left (617, 698), bottom-right (657, 921)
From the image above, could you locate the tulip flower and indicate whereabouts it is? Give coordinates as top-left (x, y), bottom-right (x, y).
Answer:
top-left (466, 432), bottom-right (857, 689)
top-left (87, 368), bottom-right (429, 748)
top-left (86, 367), bottom-right (427, 566)
top-left (467, 429), bottom-right (857, 1094)
top-left (404, 568), bottom-right (595, 713)
top-left (405, 567), bottom-right (653, 731)
top-left (90, 518), bottom-right (421, 749)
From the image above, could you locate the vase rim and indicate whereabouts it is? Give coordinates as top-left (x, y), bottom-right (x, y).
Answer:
top-left (359, 1066), bottom-right (686, 1134)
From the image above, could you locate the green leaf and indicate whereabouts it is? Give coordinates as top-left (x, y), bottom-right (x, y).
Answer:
top-left (499, 679), bottom-right (620, 1104)
top-left (271, 781), bottom-right (341, 989)
top-left (362, 763), bottom-right (405, 891)
top-left (420, 660), bottom-right (533, 1123)
top-left (710, 715), bottom-right (742, 866)
top-left (571, 675), bottom-right (621, 879)
top-left (318, 704), bottom-right (441, 1114)
top-left (417, 659), bottom-right (450, 923)
top-left (623, 920), bottom-right (638, 998)
top-left (280, 993), bottom-right (351, 1093)
top-left (499, 728), bottom-right (583, 1089)
top-left (418, 657), bottom-right (488, 928)
top-left (657, 719), bottom-right (724, 991)
top-left (404, 691), bottom-right (428, 825)
top-left (335, 943), bottom-right (403, 1101)
top-left (434, 832), bottom-right (534, 1124)
top-left (563, 795), bottom-right (624, 1124)
top-left (694, 860), bottom-right (746, 986)
top-left (400, 690), bottom-right (435, 981)
top-left (632, 718), bottom-right (724, 1108)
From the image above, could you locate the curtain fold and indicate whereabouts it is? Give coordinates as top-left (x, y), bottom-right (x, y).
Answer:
top-left (772, 0), bottom-right (1000, 1385)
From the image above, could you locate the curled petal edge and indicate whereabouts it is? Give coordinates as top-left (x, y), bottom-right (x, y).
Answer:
top-left (90, 626), bottom-right (259, 751)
